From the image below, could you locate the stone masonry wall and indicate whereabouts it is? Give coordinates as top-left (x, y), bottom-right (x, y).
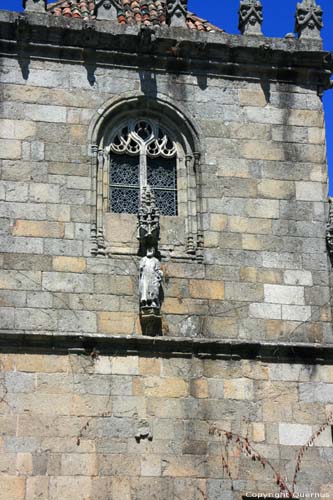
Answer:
top-left (0, 352), bottom-right (332, 500)
top-left (0, 53), bottom-right (331, 343)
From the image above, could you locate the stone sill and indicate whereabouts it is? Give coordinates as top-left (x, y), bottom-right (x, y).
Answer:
top-left (0, 329), bottom-right (332, 364)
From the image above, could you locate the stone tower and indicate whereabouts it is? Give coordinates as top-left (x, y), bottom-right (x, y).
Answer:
top-left (0, 0), bottom-right (332, 497)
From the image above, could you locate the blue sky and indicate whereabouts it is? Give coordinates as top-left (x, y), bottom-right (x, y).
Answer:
top-left (1, 0), bottom-right (332, 193)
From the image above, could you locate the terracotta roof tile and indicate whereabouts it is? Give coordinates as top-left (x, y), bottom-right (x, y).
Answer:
top-left (47, 0), bottom-right (223, 32)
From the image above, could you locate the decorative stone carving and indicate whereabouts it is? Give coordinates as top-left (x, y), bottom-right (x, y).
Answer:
top-left (295, 0), bottom-right (323, 40)
top-left (139, 248), bottom-right (163, 311)
top-left (95, 0), bottom-right (120, 21)
top-left (138, 186), bottom-right (163, 336)
top-left (326, 198), bottom-right (333, 260)
top-left (166, 0), bottom-right (188, 27)
top-left (23, 0), bottom-right (47, 12)
top-left (137, 186), bottom-right (160, 256)
top-left (238, 0), bottom-right (263, 35)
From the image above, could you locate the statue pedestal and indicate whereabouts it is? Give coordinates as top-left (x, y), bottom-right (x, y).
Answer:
top-left (140, 308), bottom-right (162, 337)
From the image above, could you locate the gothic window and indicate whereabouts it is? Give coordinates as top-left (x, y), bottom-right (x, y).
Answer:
top-left (108, 120), bottom-right (178, 216)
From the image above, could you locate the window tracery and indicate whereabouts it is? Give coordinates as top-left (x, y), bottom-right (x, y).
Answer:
top-left (107, 119), bottom-right (177, 216)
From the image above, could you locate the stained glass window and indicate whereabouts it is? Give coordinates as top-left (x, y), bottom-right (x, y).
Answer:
top-left (108, 119), bottom-right (178, 216)
top-left (109, 154), bottom-right (140, 214)
top-left (147, 158), bottom-right (177, 216)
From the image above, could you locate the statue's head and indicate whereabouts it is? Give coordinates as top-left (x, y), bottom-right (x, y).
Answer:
top-left (146, 247), bottom-right (155, 258)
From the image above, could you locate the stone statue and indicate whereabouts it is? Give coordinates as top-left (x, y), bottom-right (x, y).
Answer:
top-left (137, 186), bottom-right (163, 335)
top-left (295, 0), bottom-right (323, 40)
top-left (238, 0), bottom-right (263, 35)
top-left (139, 247), bottom-right (163, 311)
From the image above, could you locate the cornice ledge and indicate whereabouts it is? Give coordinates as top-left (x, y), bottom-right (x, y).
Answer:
top-left (0, 330), bottom-right (332, 364)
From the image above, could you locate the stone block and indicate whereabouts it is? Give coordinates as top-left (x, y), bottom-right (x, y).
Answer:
top-left (0, 139), bottom-right (21, 159)
top-left (162, 298), bottom-right (208, 315)
top-left (0, 476), bottom-right (25, 500)
top-left (279, 423), bottom-right (312, 446)
top-left (12, 220), bottom-right (64, 238)
top-left (296, 181), bottom-right (326, 201)
top-left (26, 477), bottom-right (49, 500)
top-left (29, 183), bottom-right (60, 204)
top-left (209, 214), bottom-right (228, 231)
top-left (189, 280), bottom-right (224, 300)
top-left (240, 88), bottom-right (267, 107)
top-left (141, 455), bottom-right (161, 477)
top-left (5, 372), bottom-right (35, 393)
top-left (97, 312), bottom-right (137, 335)
top-left (42, 272), bottom-right (93, 293)
top-left (139, 357), bottom-right (161, 376)
top-left (252, 423), bottom-right (265, 442)
top-left (224, 379), bottom-right (254, 400)
top-left (61, 454), bottom-right (97, 476)
top-left (227, 216), bottom-right (272, 234)
top-left (144, 377), bottom-right (188, 398)
top-left (25, 104), bottom-right (67, 123)
top-left (58, 310), bottom-right (96, 333)
top-left (284, 270), bottom-right (313, 286)
top-left (205, 317), bottom-right (238, 338)
top-left (52, 256), bottom-right (86, 273)
top-left (308, 127), bottom-right (325, 144)
top-left (249, 303), bottom-right (282, 319)
top-left (300, 383), bottom-right (333, 403)
top-left (190, 378), bottom-right (209, 399)
top-left (225, 282), bottom-right (263, 302)
top-left (49, 477), bottom-right (92, 500)
top-left (16, 452), bottom-right (33, 475)
top-left (0, 308), bottom-right (14, 329)
top-left (14, 308), bottom-right (57, 331)
top-left (282, 305), bottom-right (311, 321)
top-left (111, 356), bottom-right (138, 375)
top-left (242, 141), bottom-right (285, 161)
top-left (264, 284), bottom-right (304, 305)
top-left (94, 275), bottom-right (134, 295)
top-left (257, 179), bottom-right (295, 199)
top-left (207, 379), bottom-right (224, 399)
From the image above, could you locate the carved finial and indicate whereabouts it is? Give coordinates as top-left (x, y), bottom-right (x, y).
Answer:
top-left (295, 0), bottom-right (323, 40)
top-left (326, 198), bottom-right (333, 260)
top-left (95, 0), bottom-right (120, 21)
top-left (166, 0), bottom-right (188, 27)
top-left (23, 0), bottom-right (47, 12)
top-left (238, 0), bottom-right (263, 35)
top-left (137, 185), bottom-right (160, 256)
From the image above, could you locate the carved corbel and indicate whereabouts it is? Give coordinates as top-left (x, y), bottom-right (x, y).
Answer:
top-left (166, 0), bottom-right (188, 27)
top-left (23, 0), bottom-right (47, 12)
top-left (238, 0), bottom-right (263, 35)
top-left (295, 0), bottom-right (323, 40)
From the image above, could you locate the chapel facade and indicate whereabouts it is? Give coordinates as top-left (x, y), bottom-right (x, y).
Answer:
top-left (0, 0), bottom-right (333, 498)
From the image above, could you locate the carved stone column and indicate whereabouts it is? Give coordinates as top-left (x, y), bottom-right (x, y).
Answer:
top-left (238, 0), bottom-right (263, 35)
top-left (23, 0), bottom-right (47, 12)
top-left (295, 0), bottom-right (323, 40)
top-left (166, 0), bottom-right (188, 27)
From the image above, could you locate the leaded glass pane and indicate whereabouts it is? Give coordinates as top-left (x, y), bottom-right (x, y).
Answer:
top-left (110, 154), bottom-right (140, 214)
top-left (110, 187), bottom-right (139, 214)
top-left (110, 154), bottom-right (139, 186)
top-left (154, 189), bottom-right (178, 216)
top-left (147, 158), bottom-right (177, 189)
